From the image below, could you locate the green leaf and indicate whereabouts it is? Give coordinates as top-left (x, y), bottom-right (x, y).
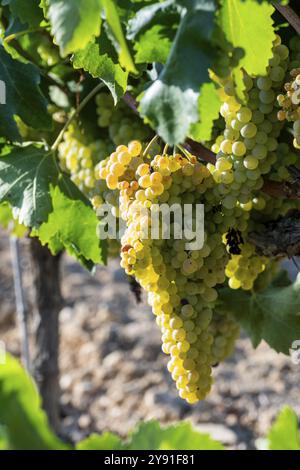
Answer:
top-left (0, 147), bottom-right (59, 228)
top-left (190, 82), bottom-right (221, 141)
top-left (0, 426), bottom-right (8, 450)
top-left (218, 0), bottom-right (276, 96)
top-left (35, 184), bottom-right (105, 266)
top-left (139, 9), bottom-right (215, 144)
top-left (76, 421), bottom-right (224, 450)
top-left (0, 146), bottom-right (105, 265)
top-left (47, 0), bottom-right (102, 57)
top-left (127, 0), bottom-right (176, 40)
top-left (39, 0), bottom-right (48, 16)
top-left (0, 46), bottom-right (51, 141)
top-left (175, 0), bottom-right (215, 10)
top-left (267, 407), bottom-right (300, 450)
top-left (73, 41), bottom-right (128, 104)
top-left (127, 421), bottom-right (224, 450)
top-left (101, 0), bottom-right (137, 73)
top-left (0, 354), bottom-right (67, 450)
top-left (0, 202), bottom-right (27, 237)
top-left (219, 272), bottom-right (300, 354)
top-left (134, 25), bottom-right (171, 64)
top-left (0, 202), bottom-right (13, 228)
top-left (2, 0), bottom-right (44, 27)
top-left (77, 433), bottom-right (125, 450)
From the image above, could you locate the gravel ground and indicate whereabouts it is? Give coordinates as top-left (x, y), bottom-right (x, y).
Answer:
top-left (0, 229), bottom-right (300, 449)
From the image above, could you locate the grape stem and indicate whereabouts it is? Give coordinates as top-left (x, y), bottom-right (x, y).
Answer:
top-left (143, 134), bottom-right (159, 157)
top-left (273, 3), bottom-right (300, 35)
top-left (184, 139), bottom-right (217, 164)
top-left (163, 143), bottom-right (169, 156)
top-left (177, 144), bottom-right (193, 160)
top-left (51, 82), bottom-right (105, 151)
top-left (4, 28), bottom-right (42, 44)
top-left (122, 92), bottom-right (300, 200)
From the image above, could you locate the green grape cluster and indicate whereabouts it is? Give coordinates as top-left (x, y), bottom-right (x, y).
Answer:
top-left (95, 93), bottom-right (115, 128)
top-left (208, 35), bottom-right (297, 290)
top-left (208, 311), bottom-right (240, 366)
top-left (58, 125), bottom-right (122, 258)
top-left (225, 242), bottom-right (269, 290)
top-left (268, 142), bottom-right (299, 181)
top-left (211, 35), bottom-right (288, 213)
top-left (58, 124), bottom-right (113, 198)
top-left (277, 69), bottom-right (300, 148)
top-left (95, 140), bottom-right (244, 404)
top-left (277, 36), bottom-right (300, 149)
top-left (246, 140), bottom-right (300, 226)
top-left (213, 43), bottom-right (245, 79)
top-left (96, 92), bottom-right (151, 145)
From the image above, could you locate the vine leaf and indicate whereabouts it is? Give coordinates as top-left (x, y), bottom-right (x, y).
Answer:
top-left (101, 0), bottom-right (137, 73)
top-left (0, 203), bottom-right (12, 228)
top-left (0, 46), bottom-right (51, 141)
top-left (0, 202), bottom-right (27, 237)
top-left (126, 421), bottom-right (224, 450)
top-left (1, 0), bottom-right (44, 27)
top-left (78, 420), bottom-right (224, 450)
top-left (126, 0), bottom-right (176, 40)
top-left (0, 354), bottom-right (67, 450)
top-left (47, 0), bottom-right (102, 57)
top-left (139, 9), bottom-right (216, 145)
top-left (77, 433), bottom-right (125, 450)
top-left (0, 145), bottom-right (105, 267)
top-left (35, 184), bottom-right (105, 267)
top-left (0, 355), bottom-right (223, 450)
top-left (0, 427), bottom-right (7, 450)
top-left (190, 82), bottom-right (221, 141)
top-left (267, 407), bottom-right (300, 450)
top-left (219, 272), bottom-right (300, 354)
top-left (0, 146), bottom-right (59, 228)
top-left (134, 25), bottom-right (171, 65)
top-left (73, 41), bottom-right (128, 104)
top-left (218, 0), bottom-right (276, 96)
top-left (175, 0), bottom-right (215, 9)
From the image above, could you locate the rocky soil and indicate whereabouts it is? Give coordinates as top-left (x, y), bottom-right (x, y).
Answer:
top-left (0, 229), bottom-right (300, 449)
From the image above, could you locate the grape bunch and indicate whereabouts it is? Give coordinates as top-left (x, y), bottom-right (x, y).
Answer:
top-left (58, 124), bottom-right (113, 198)
top-left (276, 36), bottom-right (300, 148)
top-left (249, 140), bottom-right (300, 223)
top-left (211, 36), bottom-right (288, 212)
top-left (225, 242), bottom-right (269, 291)
top-left (95, 93), bottom-right (115, 128)
top-left (95, 139), bottom-right (242, 404)
top-left (209, 310), bottom-right (240, 366)
top-left (277, 67), bottom-right (300, 148)
top-left (208, 35), bottom-right (294, 290)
